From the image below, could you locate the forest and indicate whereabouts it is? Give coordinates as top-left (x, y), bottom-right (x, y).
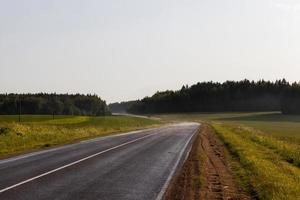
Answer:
top-left (0, 93), bottom-right (110, 116)
top-left (109, 101), bottom-right (137, 113)
top-left (126, 79), bottom-right (300, 114)
top-left (2, 80), bottom-right (300, 116)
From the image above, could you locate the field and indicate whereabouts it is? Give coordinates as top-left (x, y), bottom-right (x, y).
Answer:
top-left (158, 112), bottom-right (300, 140)
top-left (157, 112), bottom-right (300, 200)
top-left (0, 115), bottom-right (162, 158)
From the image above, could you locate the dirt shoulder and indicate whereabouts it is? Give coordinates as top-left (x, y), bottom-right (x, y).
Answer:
top-left (163, 124), bottom-right (252, 200)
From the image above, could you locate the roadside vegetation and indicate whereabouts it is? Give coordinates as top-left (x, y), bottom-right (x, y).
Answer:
top-left (214, 124), bottom-right (300, 199)
top-left (158, 112), bottom-right (300, 200)
top-left (0, 115), bottom-right (162, 158)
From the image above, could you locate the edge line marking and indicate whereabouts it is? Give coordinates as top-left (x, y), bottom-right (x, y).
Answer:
top-left (0, 132), bottom-right (159, 193)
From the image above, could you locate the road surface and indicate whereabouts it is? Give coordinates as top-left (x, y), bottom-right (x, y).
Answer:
top-left (0, 122), bottom-right (199, 200)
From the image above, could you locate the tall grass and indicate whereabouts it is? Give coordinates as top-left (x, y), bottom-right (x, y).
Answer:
top-left (0, 115), bottom-right (162, 157)
top-left (213, 124), bottom-right (300, 200)
top-left (235, 126), bottom-right (300, 167)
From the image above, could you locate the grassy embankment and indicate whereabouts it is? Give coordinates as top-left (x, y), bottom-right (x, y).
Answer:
top-left (0, 115), bottom-right (162, 158)
top-left (158, 112), bottom-right (300, 200)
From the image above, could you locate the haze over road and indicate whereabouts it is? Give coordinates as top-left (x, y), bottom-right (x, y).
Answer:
top-left (0, 122), bottom-right (199, 200)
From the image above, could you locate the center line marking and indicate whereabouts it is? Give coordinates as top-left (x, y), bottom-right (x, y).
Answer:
top-left (0, 132), bottom-right (159, 194)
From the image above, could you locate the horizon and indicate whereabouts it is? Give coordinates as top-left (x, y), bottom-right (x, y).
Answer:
top-left (1, 0), bottom-right (300, 103)
top-left (0, 78), bottom-right (295, 104)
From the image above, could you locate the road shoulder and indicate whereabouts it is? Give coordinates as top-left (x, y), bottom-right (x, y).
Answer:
top-left (163, 123), bottom-right (253, 200)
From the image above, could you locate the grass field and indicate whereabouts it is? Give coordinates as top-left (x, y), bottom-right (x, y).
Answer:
top-left (157, 112), bottom-right (300, 200)
top-left (158, 112), bottom-right (300, 140)
top-left (0, 115), bottom-right (162, 158)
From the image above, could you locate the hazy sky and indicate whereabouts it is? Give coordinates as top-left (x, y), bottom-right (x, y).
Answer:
top-left (1, 0), bottom-right (300, 103)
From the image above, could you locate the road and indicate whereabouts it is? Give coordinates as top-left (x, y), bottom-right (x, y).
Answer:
top-left (0, 122), bottom-right (199, 200)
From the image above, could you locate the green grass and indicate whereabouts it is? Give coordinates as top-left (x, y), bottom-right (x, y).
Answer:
top-left (0, 115), bottom-right (162, 157)
top-left (156, 112), bottom-right (300, 200)
top-left (157, 112), bottom-right (300, 141)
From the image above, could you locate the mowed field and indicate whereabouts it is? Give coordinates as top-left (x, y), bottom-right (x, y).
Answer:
top-left (0, 115), bottom-right (161, 157)
top-left (157, 112), bottom-right (300, 200)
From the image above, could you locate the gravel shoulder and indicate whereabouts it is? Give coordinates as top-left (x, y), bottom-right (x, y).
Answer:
top-left (163, 124), bottom-right (253, 200)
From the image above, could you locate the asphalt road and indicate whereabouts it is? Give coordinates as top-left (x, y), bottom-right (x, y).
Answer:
top-left (0, 122), bottom-right (200, 200)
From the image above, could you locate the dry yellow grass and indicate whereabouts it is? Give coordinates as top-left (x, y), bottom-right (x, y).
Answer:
top-left (213, 124), bottom-right (300, 200)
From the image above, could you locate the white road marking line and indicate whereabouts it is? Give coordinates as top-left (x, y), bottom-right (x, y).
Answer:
top-left (0, 132), bottom-right (159, 194)
top-left (155, 124), bottom-right (200, 200)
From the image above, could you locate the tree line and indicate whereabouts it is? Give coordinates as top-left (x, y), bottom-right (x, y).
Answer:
top-left (0, 93), bottom-right (110, 116)
top-left (126, 79), bottom-right (300, 114)
top-left (281, 83), bottom-right (300, 114)
top-left (109, 101), bottom-right (137, 113)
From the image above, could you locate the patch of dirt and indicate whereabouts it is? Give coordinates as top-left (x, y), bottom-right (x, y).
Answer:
top-left (163, 124), bottom-right (252, 200)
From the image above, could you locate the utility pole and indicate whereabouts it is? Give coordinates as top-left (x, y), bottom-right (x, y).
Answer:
top-left (52, 94), bottom-right (56, 120)
top-left (18, 95), bottom-right (21, 122)
top-left (52, 96), bottom-right (55, 120)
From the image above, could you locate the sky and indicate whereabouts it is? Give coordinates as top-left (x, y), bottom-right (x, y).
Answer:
top-left (1, 0), bottom-right (300, 103)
